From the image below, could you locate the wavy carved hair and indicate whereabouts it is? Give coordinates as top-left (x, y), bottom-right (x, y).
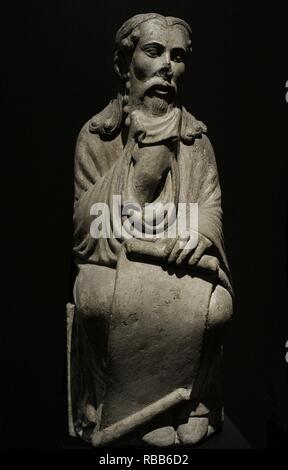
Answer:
top-left (89, 13), bottom-right (192, 138)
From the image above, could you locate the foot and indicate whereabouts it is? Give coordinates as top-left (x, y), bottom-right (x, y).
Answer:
top-left (141, 425), bottom-right (176, 447)
top-left (176, 416), bottom-right (209, 445)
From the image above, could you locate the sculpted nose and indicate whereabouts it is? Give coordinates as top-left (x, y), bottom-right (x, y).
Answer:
top-left (159, 55), bottom-right (173, 80)
top-left (163, 52), bottom-right (172, 72)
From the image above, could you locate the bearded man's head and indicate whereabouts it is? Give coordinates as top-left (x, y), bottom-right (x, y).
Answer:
top-left (90, 13), bottom-right (192, 137)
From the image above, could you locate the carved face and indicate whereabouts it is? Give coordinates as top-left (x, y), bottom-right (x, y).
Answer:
top-left (127, 19), bottom-right (190, 113)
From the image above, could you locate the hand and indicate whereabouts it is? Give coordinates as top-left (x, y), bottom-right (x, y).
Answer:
top-left (125, 113), bottom-right (176, 205)
top-left (125, 236), bottom-right (218, 274)
top-left (132, 143), bottom-right (173, 184)
top-left (167, 233), bottom-right (212, 266)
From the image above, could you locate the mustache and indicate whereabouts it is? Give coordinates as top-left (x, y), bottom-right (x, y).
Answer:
top-left (143, 77), bottom-right (177, 97)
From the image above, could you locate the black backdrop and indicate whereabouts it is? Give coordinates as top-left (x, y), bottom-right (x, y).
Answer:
top-left (1, 1), bottom-right (288, 449)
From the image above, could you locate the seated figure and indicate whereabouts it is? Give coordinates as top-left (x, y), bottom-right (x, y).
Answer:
top-left (69, 13), bottom-right (233, 447)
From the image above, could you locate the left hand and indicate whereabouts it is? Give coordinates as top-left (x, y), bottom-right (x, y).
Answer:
top-left (167, 233), bottom-right (212, 266)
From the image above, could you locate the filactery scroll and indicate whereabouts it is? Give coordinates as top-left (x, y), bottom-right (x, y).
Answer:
top-left (67, 12), bottom-right (234, 447)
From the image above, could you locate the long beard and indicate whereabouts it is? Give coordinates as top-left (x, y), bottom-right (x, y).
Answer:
top-left (142, 94), bottom-right (174, 115)
top-left (126, 85), bottom-right (178, 118)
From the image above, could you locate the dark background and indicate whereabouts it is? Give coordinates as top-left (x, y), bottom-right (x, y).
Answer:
top-left (1, 1), bottom-right (287, 449)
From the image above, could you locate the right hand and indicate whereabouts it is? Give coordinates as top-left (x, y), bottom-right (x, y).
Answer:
top-left (131, 143), bottom-right (174, 203)
top-left (125, 112), bottom-right (176, 204)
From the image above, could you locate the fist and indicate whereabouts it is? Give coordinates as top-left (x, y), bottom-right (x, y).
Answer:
top-left (130, 143), bottom-right (175, 205)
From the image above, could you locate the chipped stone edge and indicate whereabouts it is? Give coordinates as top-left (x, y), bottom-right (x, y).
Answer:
top-left (67, 303), bottom-right (76, 437)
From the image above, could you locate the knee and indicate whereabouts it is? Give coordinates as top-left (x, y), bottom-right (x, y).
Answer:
top-left (73, 272), bottom-right (91, 317)
top-left (73, 264), bottom-right (116, 319)
top-left (208, 284), bottom-right (233, 329)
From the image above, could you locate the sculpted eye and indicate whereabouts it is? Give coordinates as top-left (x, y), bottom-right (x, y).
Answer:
top-left (142, 44), bottom-right (163, 58)
top-left (145, 48), bottom-right (159, 58)
top-left (171, 49), bottom-right (186, 63)
top-left (173, 55), bottom-right (184, 63)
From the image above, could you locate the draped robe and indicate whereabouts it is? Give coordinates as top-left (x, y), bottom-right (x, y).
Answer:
top-left (70, 105), bottom-right (233, 444)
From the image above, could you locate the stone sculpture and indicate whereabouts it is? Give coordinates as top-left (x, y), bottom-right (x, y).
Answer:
top-left (67, 12), bottom-right (233, 447)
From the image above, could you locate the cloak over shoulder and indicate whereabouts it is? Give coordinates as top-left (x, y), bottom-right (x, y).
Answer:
top-left (73, 107), bottom-right (232, 295)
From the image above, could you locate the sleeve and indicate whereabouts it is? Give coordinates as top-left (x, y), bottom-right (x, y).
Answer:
top-left (72, 122), bottom-right (124, 264)
top-left (73, 122), bottom-right (107, 261)
top-left (195, 134), bottom-right (233, 291)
